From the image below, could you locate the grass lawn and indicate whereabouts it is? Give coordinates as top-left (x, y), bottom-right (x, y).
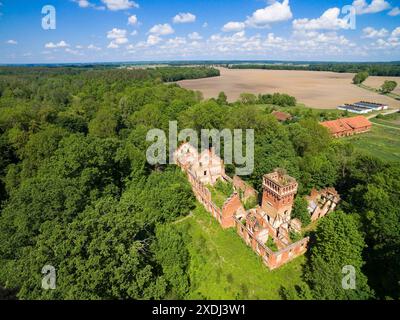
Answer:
top-left (345, 124), bottom-right (400, 162)
top-left (177, 206), bottom-right (307, 300)
top-left (370, 112), bottom-right (400, 129)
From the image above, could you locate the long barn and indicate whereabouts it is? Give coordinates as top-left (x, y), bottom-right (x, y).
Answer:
top-left (320, 116), bottom-right (372, 138)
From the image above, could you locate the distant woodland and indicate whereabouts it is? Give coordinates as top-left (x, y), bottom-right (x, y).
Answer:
top-left (229, 62), bottom-right (400, 77)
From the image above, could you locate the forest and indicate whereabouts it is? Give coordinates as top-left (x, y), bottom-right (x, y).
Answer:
top-left (229, 62), bottom-right (400, 76)
top-left (0, 66), bottom-right (399, 300)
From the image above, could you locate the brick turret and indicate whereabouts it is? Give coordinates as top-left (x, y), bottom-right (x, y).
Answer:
top-left (262, 169), bottom-right (298, 226)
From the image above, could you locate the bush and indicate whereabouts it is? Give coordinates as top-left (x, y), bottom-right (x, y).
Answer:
top-left (258, 93), bottom-right (296, 107)
top-left (292, 197), bottom-right (311, 227)
top-left (381, 80), bottom-right (397, 94)
top-left (353, 72), bottom-right (369, 84)
top-left (266, 237), bottom-right (278, 252)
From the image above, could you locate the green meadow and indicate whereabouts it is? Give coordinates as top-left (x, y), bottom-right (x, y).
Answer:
top-left (177, 206), bottom-right (306, 300)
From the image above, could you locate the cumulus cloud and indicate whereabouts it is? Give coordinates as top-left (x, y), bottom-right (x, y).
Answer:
top-left (6, 39), bottom-right (18, 45)
top-left (149, 23), bottom-right (174, 36)
top-left (45, 40), bottom-right (69, 48)
top-left (362, 26), bottom-right (400, 51)
top-left (74, 0), bottom-right (92, 8)
top-left (107, 28), bottom-right (127, 39)
top-left (101, 0), bottom-right (139, 11)
top-left (362, 27), bottom-right (389, 38)
top-left (65, 48), bottom-right (83, 55)
top-left (162, 37), bottom-right (187, 49)
top-left (128, 15), bottom-right (138, 25)
top-left (107, 28), bottom-right (128, 48)
top-left (147, 35), bottom-right (162, 46)
top-left (293, 7), bottom-right (351, 30)
top-left (188, 32), bottom-right (203, 40)
top-left (88, 44), bottom-right (101, 51)
top-left (392, 27), bottom-right (400, 38)
top-left (73, 0), bottom-right (105, 10)
top-left (245, 0), bottom-right (293, 28)
top-left (173, 12), bottom-right (196, 24)
top-left (122, 27), bottom-right (361, 61)
top-left (352, 0), bottom-right (391, 15)
top-left (388, 7), bottom-right (400, 16)
top-left (107, 42), bottom-right (119, 49)
top-left (222, 22), bottom-right (246, 32)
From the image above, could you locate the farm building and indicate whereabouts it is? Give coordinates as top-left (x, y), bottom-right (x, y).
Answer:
top-left (337, 101), bottom-right (390, 114)
top-left (338, 104), bottom-right (373, 114)
top-left (272, 111), bottom-right (293, 122)
top-left (320, 116), bottom-right (372, 138)
top-left (353, 101), bottom-right (389, 111)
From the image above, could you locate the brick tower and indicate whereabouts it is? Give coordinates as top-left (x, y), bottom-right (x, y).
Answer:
top-left (262, 169), bottom-right (298, 227)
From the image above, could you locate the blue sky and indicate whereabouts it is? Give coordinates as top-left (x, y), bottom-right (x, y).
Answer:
top-left (0, 0), bottom-right (399, 63)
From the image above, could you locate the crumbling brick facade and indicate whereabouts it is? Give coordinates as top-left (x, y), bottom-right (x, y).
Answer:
top-left (232, 175), bottom-right (258, 202)
top-left (174, 143), bottom-right (339, 270)
top-left (306, 187), bottom-right (341, 222)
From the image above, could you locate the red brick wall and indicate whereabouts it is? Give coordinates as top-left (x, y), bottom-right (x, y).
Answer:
top-left (262, 188), bottom-right (295, 216)
top-left (234, 217), bottom-right (309, 270)
top-left (232, 176), bottom-right (258, 201)
top-left (221, 193), bottom-right (243, 229)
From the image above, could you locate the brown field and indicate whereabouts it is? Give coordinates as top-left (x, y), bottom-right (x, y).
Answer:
top-left (178, 68), bottom-right (400, 109)
top-left (364, 76), bottom-right (400, 95)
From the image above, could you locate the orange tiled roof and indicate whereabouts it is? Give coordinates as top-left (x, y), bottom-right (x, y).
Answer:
top-left (272, 111), bottom-right (292, 122)
top-left (343, 116), bottom-right (372, 129)
top-left (320, 116), bottom-right (372, 134)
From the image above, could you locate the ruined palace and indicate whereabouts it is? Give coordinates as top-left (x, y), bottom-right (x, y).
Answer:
top-left (174, 143), bottom-right (340, 270)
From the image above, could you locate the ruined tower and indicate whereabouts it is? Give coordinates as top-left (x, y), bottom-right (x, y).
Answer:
top-left (262, 169), bottom-right (298, 228)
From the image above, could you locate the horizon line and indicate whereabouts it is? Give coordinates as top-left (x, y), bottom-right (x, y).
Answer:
top-left (1, 59), bottom-right (400, 67)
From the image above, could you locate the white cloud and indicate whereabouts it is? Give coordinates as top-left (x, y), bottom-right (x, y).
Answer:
top-left (362, 27), bottom-right (389, 38)
top-left (107, 42), bottom-right (119, 49)
top-left (114, 37), bottom-right (128, 45)
top-left (163, 37), bottom-right (187, 48)
top-left (74, 0), bottom-right (92, 8)
top-left (107, 28), bottom-right (128, 48)
top-left (101, 0), bottom-right (139, 11)
top-left (245, 0), bottom-right (293, 28)
top-left (149, 23), bottom-right (174, 36)
top-left (45, 40), bottom-right (69, 48)
top-left (118, 26), bottom-right (360, 61)
top-left (131, 30), bottom-right (138, 36)
top-left (147, 35), bottom-right (162, 46)
top-left (372, 37), bottom-right (399, 49)
top-left (126, 44), bottom-right (135, 50)
top-left (188, 32), bottom-right (202, 40)
top-left (6, 39), bottom-right (18, 45)
top-left (352, 0), bottom-right (391, 15)
top-left (222, 22), bottom-right (246, 32)
top-left (73, 0), bottom-right (105, 10)
top-left (293, 7), bottom-right (351, 30)
top-left (173, 12), bottom-right (196, 24)
top-left (65, 48), bottom-right (82, 55)
top-left (392, 27), bottom-right (400, 38)
top-left (202, 22), bottom-right (208, 28)
top-left (128, 15), bottom-right (138, 25)
top-left (88, 44), bottom-right (101, 51)
top-left (388, 7), bottom-right (400, 16)
top-left (107, 28), bottom-right (127, 39)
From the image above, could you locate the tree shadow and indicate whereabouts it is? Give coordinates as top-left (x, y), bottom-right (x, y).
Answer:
top-left (0, 286), bottom-right (18, 300)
